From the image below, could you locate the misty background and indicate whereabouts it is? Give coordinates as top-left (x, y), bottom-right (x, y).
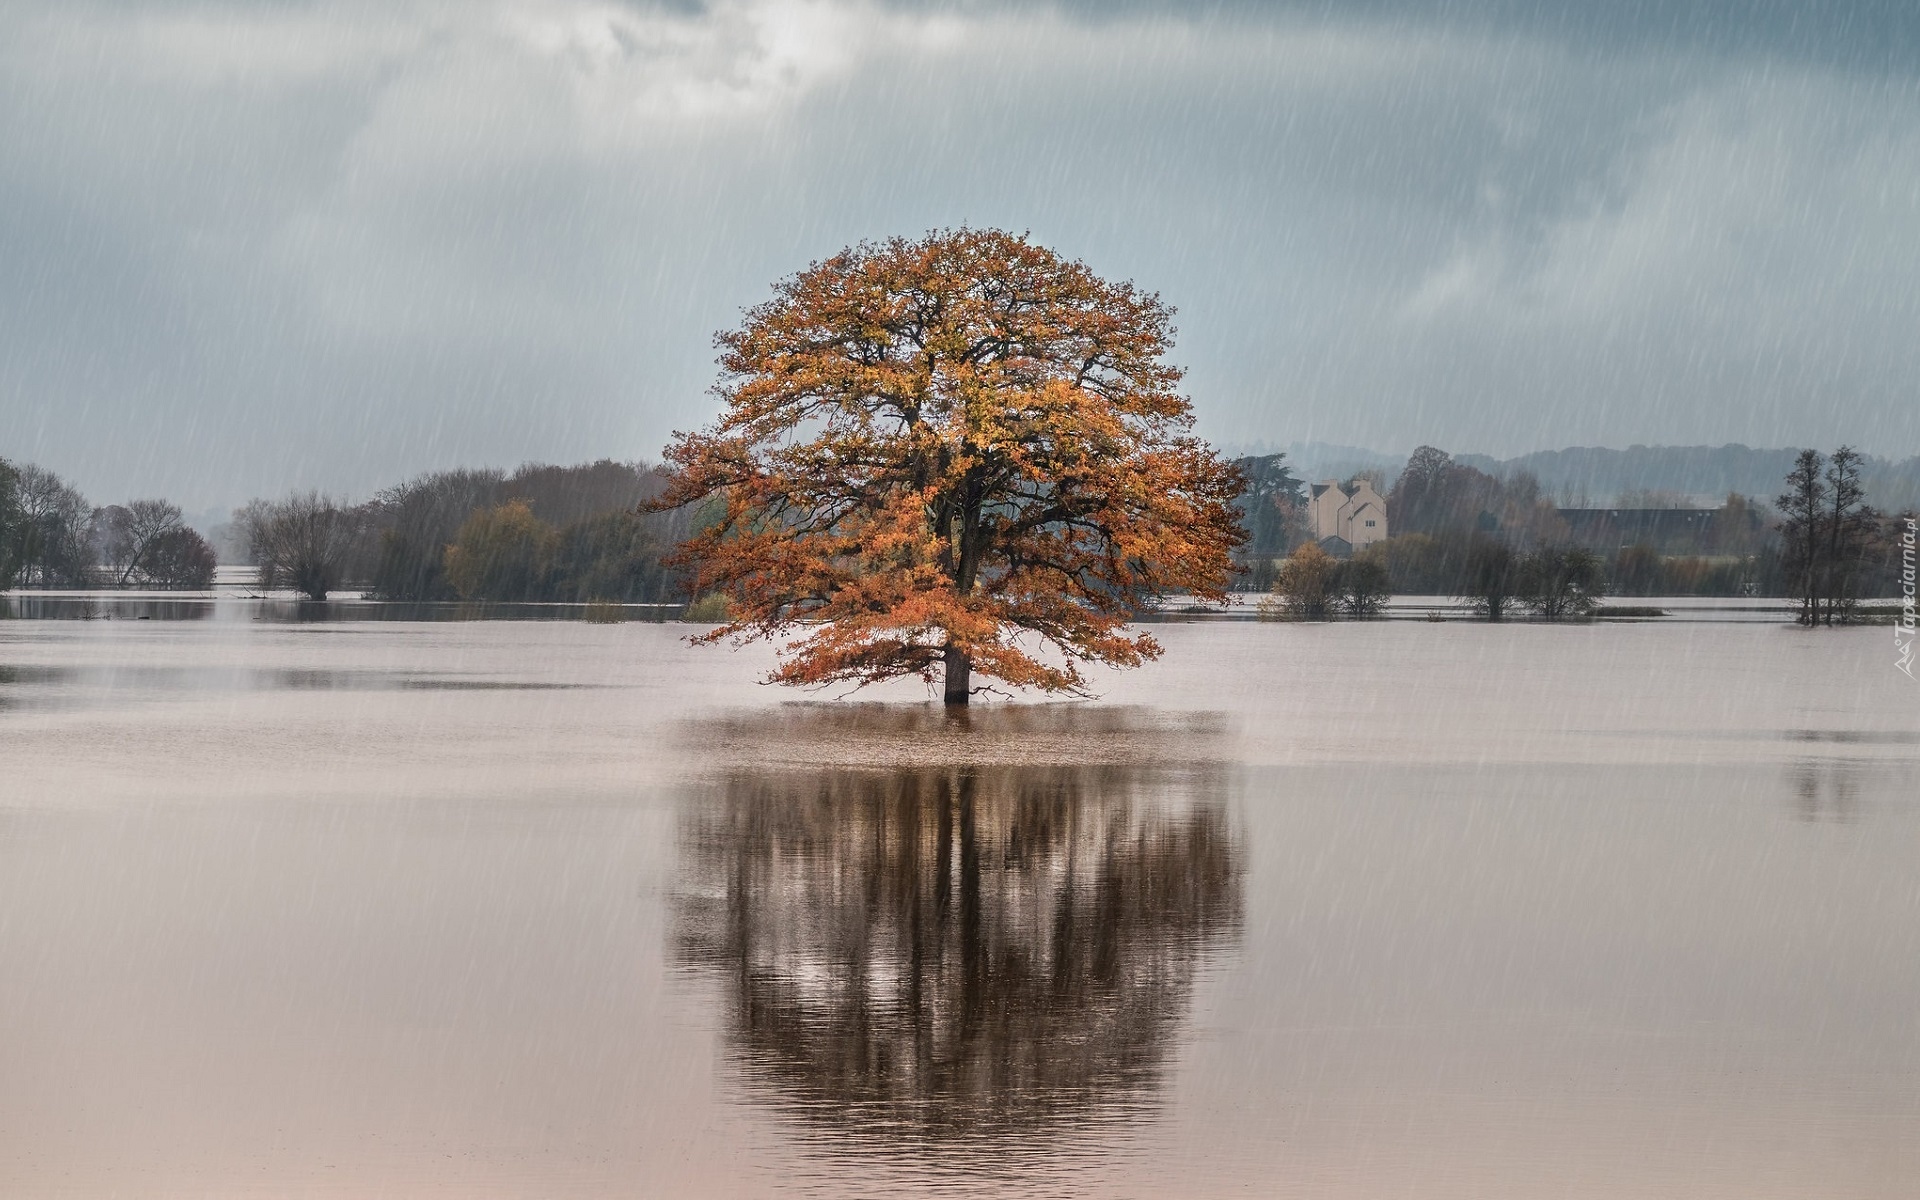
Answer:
top-left (4, 0), bottom-right (1919, 518)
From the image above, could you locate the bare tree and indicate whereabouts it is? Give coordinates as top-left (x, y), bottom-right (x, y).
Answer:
top-left (0, 458), bottom-right (19, 589)
top-left (247, 493), bottom-right (364, 600)
top-left (141, 528), bottom-right (217, 589)
top-left (123, 499), bottom-right (186, 585)
top-left (1776, 450), bottom-right (1827, 625)
top-left (1820, 446), bottom-right (1876, 625)
top-left (90, 506), bottom-right (133, 583)
top-left (12, 464), bottom-right (95, 587)
top-left (1776, 448), bottom-right (1878, 625)
top-left (219, 499), bottom-right (276, 565)
top-left (89, 499), bottom-right (187, 587)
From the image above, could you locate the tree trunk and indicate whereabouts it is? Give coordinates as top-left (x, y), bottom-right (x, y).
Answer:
top-left (942, 645), bottom-right (971, 706)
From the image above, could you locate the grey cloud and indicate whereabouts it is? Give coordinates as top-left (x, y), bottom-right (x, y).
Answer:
top-left (2, 0), bottom-right (1916, 510)
top-left (917, 0), bottom-right (1920, 70)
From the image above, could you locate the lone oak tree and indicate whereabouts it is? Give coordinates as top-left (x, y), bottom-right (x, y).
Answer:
top-left (655, 229), bottom-right (1244, 705)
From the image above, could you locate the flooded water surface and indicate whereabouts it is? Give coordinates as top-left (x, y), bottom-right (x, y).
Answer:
top-left (1, 619), bottom-right (1916, 1197)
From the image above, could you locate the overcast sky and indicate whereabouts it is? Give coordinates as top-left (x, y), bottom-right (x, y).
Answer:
top-left (3, 0), bottom-right (1918, 511)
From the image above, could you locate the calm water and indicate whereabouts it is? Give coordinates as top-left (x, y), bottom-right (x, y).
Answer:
top-left (2, 618), bottom-right (1916, 1197)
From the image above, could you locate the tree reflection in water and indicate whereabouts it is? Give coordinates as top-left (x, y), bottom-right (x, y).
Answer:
top-left (675, 760), bottom-right (1242, 1153)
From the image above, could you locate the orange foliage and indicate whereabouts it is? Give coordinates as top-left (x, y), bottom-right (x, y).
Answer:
top-left (654, 229), bottom-right (1245, 701)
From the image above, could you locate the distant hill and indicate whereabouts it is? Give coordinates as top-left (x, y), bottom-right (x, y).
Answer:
top-left (1452, 445), bottom-right (1800, 505)
top-left (1220, 440), bottom-right (1406, 485)
top-left (1436, 444), bottom-right (1920, 511)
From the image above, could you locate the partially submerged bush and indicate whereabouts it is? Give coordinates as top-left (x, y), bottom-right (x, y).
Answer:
top-left (1336, 555), bottom-right (1392, 616)
top-left (248, 493), bottom-right (363, 600)
top-left (1269, 543), bottom-right (1338, 619)
top-left (141, 527), bottom-right (217, 590)
top-left (682, 593), bottom-right (730, 623)
top-left (1265, 544), bottom-right (1394, 619)
top-left (1517, 545), bottom-right (1607, 619)
top-left (1458, 536), bottom-right (1517, 620)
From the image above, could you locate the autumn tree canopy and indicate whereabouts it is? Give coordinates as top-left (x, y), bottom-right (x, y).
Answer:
top-left (655, 229), bottom-right (1244, 704)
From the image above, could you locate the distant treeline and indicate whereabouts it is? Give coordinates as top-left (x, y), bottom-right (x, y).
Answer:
top-left (1233, 444), bottom-right (1915, 607)
top-left (0, 458), bottom-right (217, 590)
top-left (13, 443), bottom-right (1912, 619)
top-left (233, 460), bottom-right (703, 602)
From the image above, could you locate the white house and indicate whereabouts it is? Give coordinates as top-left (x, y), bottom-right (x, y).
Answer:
top-left (1307, 479), bottom-right (1388, 555)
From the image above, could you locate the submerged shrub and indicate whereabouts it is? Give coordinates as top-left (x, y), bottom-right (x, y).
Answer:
top-left (682, 593), bottom-right (730, 623)
top-left (248, 493), bottom-right (363, 600)
top-left (141, 527), bottom-right (218, 590)
top-left (1334, 555), bottom-right (1392, 616)
top-left (1458, 536), bottom-right (1517, 620)
top-left (1517, 545), bottom-right (1607, 619)
top-left (1268, 543), bottom-right (1338, 619)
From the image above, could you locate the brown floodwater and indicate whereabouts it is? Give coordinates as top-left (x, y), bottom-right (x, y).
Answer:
top-left (1, 617), bottom-right (1916, 1197)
